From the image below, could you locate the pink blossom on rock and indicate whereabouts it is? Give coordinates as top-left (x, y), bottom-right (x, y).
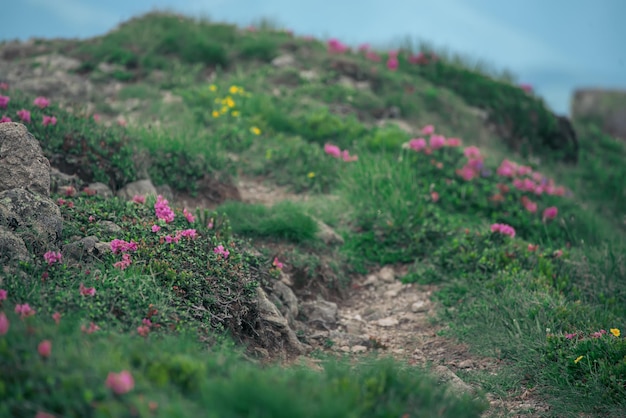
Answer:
top-left (33, 96), bottom-right (50, 109)
top-left (132, 194), bottom-right (146, 204)
top-left (110, 239), bottom-right (138, 254)
top-left (38, 340), bottom-right (52, 358)
top-left (42, 115), bottom-right (57, 126)
top-left (105, 370), bottom-right (135, 395)
top-left (273, 257), bottom-right (284, 270)
top-left (16, 109), bottom-right (31, 123)
top-left (44, 251), bottom-right (63, 265)
top-left (0, 312), bottom-right (9, 335)
top-left (0, 116), bottom-right (12, 123)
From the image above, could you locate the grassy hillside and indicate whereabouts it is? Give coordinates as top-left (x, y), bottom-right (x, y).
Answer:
top-left (1, 11), bottom-right (625, 417)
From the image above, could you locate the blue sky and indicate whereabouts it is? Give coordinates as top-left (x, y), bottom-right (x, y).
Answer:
top-left (2, 0), bottom-right (625, 115)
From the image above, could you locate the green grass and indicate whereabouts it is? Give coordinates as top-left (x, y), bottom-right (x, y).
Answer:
top-left (2, 9), bottom-right (626, 417)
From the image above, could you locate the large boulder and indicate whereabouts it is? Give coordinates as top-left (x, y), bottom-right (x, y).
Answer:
top-left (0, 122), bottom-right (51, 196)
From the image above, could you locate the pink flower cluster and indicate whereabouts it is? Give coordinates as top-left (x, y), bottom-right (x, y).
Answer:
top-left (106, 370), bottom-right (134, 395)
top-left (0, 95), bottom-right (9, 108)
top-left (17, 109), bottom-right (30, 123)
top-left (407, 52), bottom-right (438, 65)
top-left (0, 312), bottom-right (8, 335)
top-left (497, 159), bottom-right (566, 197)
top-left (132, 194), bottom-right (146, 204)
top-left (324, 143), bottom-right (358, 162)
top-left (110, 239), bottom-right (138, 254)
top-left (15, 303), bottom-right (36, 318)
top-left (164, 229), bottom-right (197, 244)
top-left (387, 51), bottom-right (399, 71)
top-left (154, 195), bottom-right (175, 223)
top-left (327, 38), bottom-right (349, 54)
top-left (272, 257), bottom-right (284, 270)
top-left (183, 208), bottom-right (195, 223)
top-left (114, 253), bottom-right (132, 270)
top-left (455, 146), bottom-right (484, 181)
top-left (43, 251), bottom-right (62, 266)
top-left (79, 282), bottom-right (96, 296)
top-left (407, 125), bottom-right (463, 155)
top-left (34, 96), bottom-right (50, 109)
top-left (214, 244), bottom-right (230, 259)
top-left (490, 223), bottom-right (516, 238)
top-left (42, 115), bottom-right (57, 126)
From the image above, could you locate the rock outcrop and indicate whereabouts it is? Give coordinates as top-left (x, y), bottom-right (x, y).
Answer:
top-left (572, 88), bottom-right (626, 140)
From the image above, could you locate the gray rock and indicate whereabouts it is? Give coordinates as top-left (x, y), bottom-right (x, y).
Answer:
top-left (0, 122), bottom-right (51, 196)
top-left (0, 226), bottom-right (30, 263)
top-left (155, 184), bottom-right (174, 202)
top-left (62, 236), bottom-right (100, 263)
top-left (272, 280), bottom-right (299, 320)
top-left (300, 299), bottom-right (338, 326)
top-left (117, 179), bottom-right (157, 201)
top-left (87, 182), bottom-right (113, 198)
top-left (99, 221), bottom-right (122, 235)
top-left (50, 167), bottom-right (82, 194)
top-left (378, 266), bottom-right (395, 283)
top-left (256, 287), bottom-right (306, 354)
top-left (0, 188), bottom-right (63, 252)
top-left (33, 54), bottom-right (82, 72)
top-left (433, 365), bottom-right (475, 396)
top-left (313, 218), bottom-right (344, 246)
top-left (271, 54), bottom-right (295, 67)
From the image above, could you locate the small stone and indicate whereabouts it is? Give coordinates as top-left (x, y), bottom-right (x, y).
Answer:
top-left (339, 345), bottom-right (350, 353)
top-left (351, 345), bottom-right (367, 353)
top-left (376, 317), bottom-right (399, 327)
top-left (363, 274), bottom-right (378, 286)
top-left (457, 359), bottom-right (474, 369)
top-left (383, 289), bottom-right (399, 299)
top-left (378, 266), bottom-right (395, 282)
top-left (411, 300), bottom-right (429, 313)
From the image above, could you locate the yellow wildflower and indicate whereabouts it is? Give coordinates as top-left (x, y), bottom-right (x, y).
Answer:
top-left (225, 97), bottom-right (235, 108)
top-left (220, 106), bottom-right (228, 114)
top-left (209, 84), bottom-right (217, 92)
top-left (307, 172), bottom-right (315, 178)
top-left (231, 110), bottom-right (240, 117)
top-left (574, 355), bottom-right (584, 364)
top-left (212, 110), bottom-right (220, 118)
top-left (610, 328), bottom-right (620, 337)
top-left (250, 127), bottom-right (261, 135)
top-left (229, 85), bottom-right (239, 94)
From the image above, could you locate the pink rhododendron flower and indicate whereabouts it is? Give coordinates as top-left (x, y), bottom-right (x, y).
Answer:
top-left (553, 249), bottom-right (563, 258)
top-left (183, 208), bottom-right (195, 223)
top-left (0, 289), bottom-right (6, 301)
top-left (137, 325), bottom-right (150, 337)
top-left (16, 109), bottom-right (31, 123)
top-left (42, 115), bottom-right (57, 126)
top-left (52, 312), bottom-right (61, 325)
top-left (527, 244), bottom-right (538, 252)
top-left (15, 303), bottom-right (36, 319)
top-left (180, 229), bottom-right (197, 238)
top-left (106, 370), bottom-right (135, 395)
top-left (0, 95), bottom-right (9, 109)
top-left (341, 150), bottom-right (358, 162)
top-left (520, 84), bottom-right (533, 94)
top-left (542, 206), bottom-right (558, 222)
top-left (43, 251), bottom-right (62, 265)
top-left (81, 322), bottom-right (100, 334)
top-left (114, 253), bottom-right (132, 270)
top-left (0, 116), bottom-right (12, 123)
top-left (365, 51), bottom-right (381, 62)
top-left (327, 38), bottom-right (348, 54)
top-left (110, 239), bottom-right (138, 254)
top-left (420, 125), bottom-right (435, 135)
top-left (463, 146), bottom-right (481, 159)
top-left (386, 56), bottom-right (398, 71)
top-left (0, 312), bottom-right (9, 335)
top-left (38, 340), bottom-right (52, 358)
top-left (430, 191), bottom-right (440, 202)
top-left (324, 143), bottom-right (341, 158)
top-left (446, 137), bottom-right (462, 147)
top-left (273, 257), bottom-right (284, 270)
top-left (33, 96), bottom-right (50, 109)
top-left (214, 245), bottom-right (230, 259)
top-left (565, 333), bottom-right (576, 339)
top-left (88, 215), bottom-right (95, 222)
top-left (521, 196), bottom-right (537, 213)
top-left (154, 195), bottom-right (175, 223)
top-left (132, 194), bottom-right (146, 204)
top-left (429, 135), bottom-right (446, 150)
top-left (490, 223), bottom-right (516, 238)
top-left (142, 318), bottom-right (152, 327)
top-left (408, 138), bottom-right (427, 152)
top-left (79, 283), bottom-right (96, 297)
top-left (456, 164), bottom-right (478, 181)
